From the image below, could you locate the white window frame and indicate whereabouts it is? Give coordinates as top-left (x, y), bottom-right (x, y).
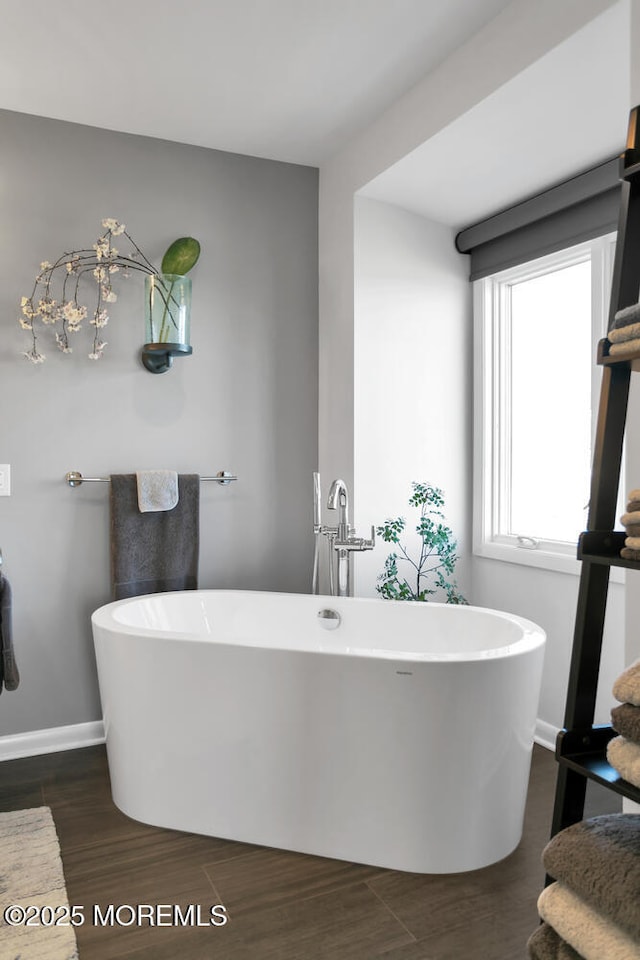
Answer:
top-left (473, 232), bottom-right (618, 576)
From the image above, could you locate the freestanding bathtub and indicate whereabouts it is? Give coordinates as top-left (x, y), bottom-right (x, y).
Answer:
top-left (91, 590), bottom-right (545, 874)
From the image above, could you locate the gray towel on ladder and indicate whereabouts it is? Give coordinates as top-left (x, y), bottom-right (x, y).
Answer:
top-left (110, 474), bottom-right (200, 600)
top-left (0, 572), bottom-right (20, 693)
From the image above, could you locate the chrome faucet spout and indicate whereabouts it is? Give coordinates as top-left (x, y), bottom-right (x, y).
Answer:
top-left (327, 478), bottom-right (349, 536)
top-left (327, 478), bottom-right (351, 596)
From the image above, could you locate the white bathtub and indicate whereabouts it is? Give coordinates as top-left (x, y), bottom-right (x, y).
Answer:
top-left (91, 590), bottom-right (545, 874)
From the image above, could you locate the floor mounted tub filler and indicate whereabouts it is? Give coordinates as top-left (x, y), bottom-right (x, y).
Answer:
top-left (91, 590), bottom-right (546, 874)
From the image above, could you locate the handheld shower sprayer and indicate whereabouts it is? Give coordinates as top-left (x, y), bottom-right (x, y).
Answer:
top-left (313, 472), bottom-right (322, 532)
top-left (312, 472), bottom-right (322, 594)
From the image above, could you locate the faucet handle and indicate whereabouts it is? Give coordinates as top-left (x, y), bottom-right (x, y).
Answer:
top-left (334, 526), bottom-right (376, 551)
top-left (362, 525), bottom-right (376, 550)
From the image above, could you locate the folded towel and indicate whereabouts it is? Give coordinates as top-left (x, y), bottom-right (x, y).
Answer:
top-left (611, 322), bottom-right (640, 342)
top-left (110, 474), bottom-right (199, 600)
top-left (621, 547), bottom-right (640, 561)
top-left (609, 337), bottom-right (640, 356)
top-left (623, 524), bottom-right (640, 538)
top-left (612, 703), bottom-right (640, 744)
top-left (527, 923), bottom-right (584, 960)
top-left (609, 321), bottom-right (640, 343)
top-left (614, 659), bottom-right (640, 705)
top-left (625, 536), bottom-right (640, 549)
top-left (607, 736), bottom-right (640, 789)
top-left (613, 303), bottom-right (640, 328)
top-left (621, 511), bottom-right (640, 526)
top-left (136, 470), bottom-right (179, 513)
top-left (0, 573), bottom-right (19, 693)
top-left (538, 882), bottom-right (640, 960)
top-left (627, 500), bottom-right (640, 514)
top-left (542, 814), bottom-right (640, 938)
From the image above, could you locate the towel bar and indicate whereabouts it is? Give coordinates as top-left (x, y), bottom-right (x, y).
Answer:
top-left (65, 471), bottom-right (236, 487)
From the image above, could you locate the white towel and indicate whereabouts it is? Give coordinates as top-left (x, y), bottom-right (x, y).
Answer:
top-left (136, 470), bottom-right (179, 513)
top-left (614, 658), bottom-right (640, 706)
top-left (607, 735), bottom-right (640, 788)
top-left (609, 321), bottom-right (640, 343)
top-left (609, 337), bottom-right (640, 355)
top-left (538, 881), bottom-right (640, 960)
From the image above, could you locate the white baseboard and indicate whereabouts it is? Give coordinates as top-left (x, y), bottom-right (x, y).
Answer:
top-left (534, 718), bottom-right (559, 752)
top-left (0, 720), bottom-right (105, 762)
top-left (0, 715), bottom-right (556, 762)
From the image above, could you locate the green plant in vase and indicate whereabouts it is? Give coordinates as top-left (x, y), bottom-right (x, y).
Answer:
top-left (376, 482), bottom-right (467, 603)
top-left (145, 237), bottom-right (201, 345)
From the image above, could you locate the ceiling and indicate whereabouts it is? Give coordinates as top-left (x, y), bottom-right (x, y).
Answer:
top-left (0, 0), bottom-right (524, 165)
top-left (360, 2), bottom-right (629, 228)
top-left (0, 1), bottom-right (630, 229)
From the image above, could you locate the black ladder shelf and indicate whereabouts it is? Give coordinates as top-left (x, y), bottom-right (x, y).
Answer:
top-left (551, 105), bottom-right (640, 838)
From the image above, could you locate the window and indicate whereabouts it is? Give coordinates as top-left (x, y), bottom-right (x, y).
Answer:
top-left (474, 233), bottom-right (617, 574)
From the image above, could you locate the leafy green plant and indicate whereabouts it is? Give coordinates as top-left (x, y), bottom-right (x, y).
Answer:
top-left (376, 482), bottom-right (467, 603)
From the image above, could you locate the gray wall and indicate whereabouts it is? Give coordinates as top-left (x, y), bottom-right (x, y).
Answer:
top-left (0, 110), bottom-right (318, 737)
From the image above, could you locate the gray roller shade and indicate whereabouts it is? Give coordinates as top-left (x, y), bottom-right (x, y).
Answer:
top-left (455, 157), bottom-right (621, 280)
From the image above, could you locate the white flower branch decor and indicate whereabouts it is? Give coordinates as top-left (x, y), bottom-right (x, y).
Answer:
top-left (19, 220), bottom-right (200, 363)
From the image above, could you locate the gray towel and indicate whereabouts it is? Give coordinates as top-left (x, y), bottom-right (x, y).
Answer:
top-left (110, 474), bottom-right (199, 600)
top-left (620, 546), bottom-right (640, 561)
top-left (612, 702), bottom-right (640, 744)
top-left (0, 573), bottom-right (19, 693)
top-left (527, 923), bottom-right (584, 960)
top-left (613, 303), bottom-right (640, 329)
top-left (542, 814), bottom-right (640, 939)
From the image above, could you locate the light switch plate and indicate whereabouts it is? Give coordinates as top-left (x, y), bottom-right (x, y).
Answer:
top-left (0, 465), bottom-right (11, 496)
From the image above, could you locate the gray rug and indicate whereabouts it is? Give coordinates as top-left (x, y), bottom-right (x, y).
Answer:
top-left (0, 806), bottom-right (79, 959)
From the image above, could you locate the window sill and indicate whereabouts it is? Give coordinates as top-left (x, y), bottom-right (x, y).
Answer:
top-left (474, 540), bottom-right (625, 583)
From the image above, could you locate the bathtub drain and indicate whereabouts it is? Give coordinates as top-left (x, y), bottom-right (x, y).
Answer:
top-left (317, 609), bottom-right (341, 630)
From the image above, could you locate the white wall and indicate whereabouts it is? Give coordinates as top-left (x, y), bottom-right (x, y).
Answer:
top-left (473, 561), bottom-right (625, 737)
top-left (319, 0), bottom-right (617, 499)
top-left (353, 197), bottom-right (471, 600)
top-left (350, 197), bottom-right (625, 738)
top-left (319, 0), bottom-right (621, 739)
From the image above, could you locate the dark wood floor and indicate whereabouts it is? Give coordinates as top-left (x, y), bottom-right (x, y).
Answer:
top-left (0, 743), bottom-right (620, 959)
